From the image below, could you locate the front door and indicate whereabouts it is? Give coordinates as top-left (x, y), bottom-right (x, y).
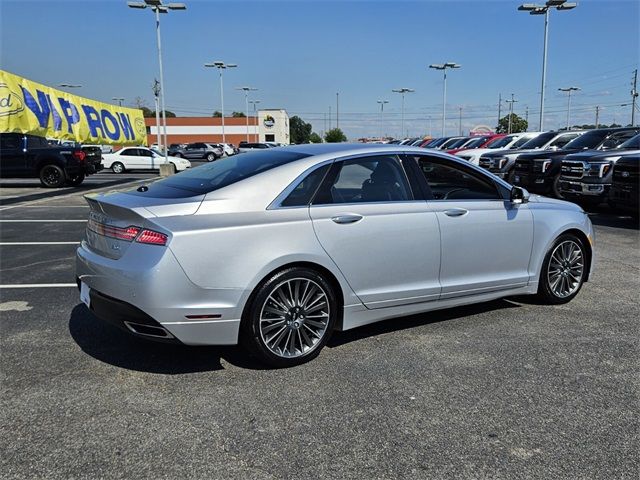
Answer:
top-left (309, 154), bottom-right (441, 309)
top-left (410, 154), bottom-right (534, 298)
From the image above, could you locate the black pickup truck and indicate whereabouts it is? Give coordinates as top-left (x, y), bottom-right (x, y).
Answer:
top-left (608, 154), bottom-right (639, 218)
top-left (512, 127), bottom-right (640, 198)
top-left (0, 133), bottom-right (103, 187)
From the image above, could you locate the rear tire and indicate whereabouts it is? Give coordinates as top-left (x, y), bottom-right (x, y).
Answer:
top-left (39, 164), bottom-right (66, 188)
top-left (206, 153), bottom-right (216, 162)
top-left (111, 162), bottom-right (125, 174)
top-left (536, 233), bottom-right (587, 304)
top-left (240, 267), bottom-right (338, 367)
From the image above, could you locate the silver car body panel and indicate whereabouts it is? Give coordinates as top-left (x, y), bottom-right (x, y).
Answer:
top-left (76, 144), bottom-right (594, 345)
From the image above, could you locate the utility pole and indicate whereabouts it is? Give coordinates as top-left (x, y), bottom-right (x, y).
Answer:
top-left (458, 106), bottom-right (463, 135)
top-left (525, 105), bottom-right (529, 130)
top-left (336, 92), bottom-right (339, 130)
top-left (559, 86), bottom-right (580, 130)
top-left (329, 106), bottom-right (332, 130)
top-left (631, 69), bottom-right (638, 126)
top-left (377, 100), bottom-right (389, 140)
top-left (497, 93), bottom-right (502, 127)
top-left (595, 106), bottom-right (600, 128)
top-left (506, 93), bottom-right (518, 134)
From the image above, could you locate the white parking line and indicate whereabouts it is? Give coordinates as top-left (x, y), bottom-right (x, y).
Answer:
top-left (0, 283), bottom-right (77, 289)
top-left (0, 220), bottom-right (87, 223)
top-left (0, 242), bottom-right (80, 245)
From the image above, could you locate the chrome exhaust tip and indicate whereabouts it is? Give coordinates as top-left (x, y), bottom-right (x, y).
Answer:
top-left (124, 321), bottom-right (174, 339)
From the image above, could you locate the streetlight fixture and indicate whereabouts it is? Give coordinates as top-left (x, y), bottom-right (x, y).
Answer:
top-left (204, 61), bottom-right (237, 143)
top-left (112, 97), bottom-right (125, 107)
top-left (236, 86), bottom-right (258, 142)
top-left (558, 86), bottom-right (580, 130)
top-left (249, 100), bottom-right (261, 142)
top-left (376, 100), bottom-right (389, 140)
top-left (391, 88), bottom-right (414, 139)
top-left (128, 0), bottom-right (187, 169)
top-left (518, 0), bottom-right (578, 131)
top-left (429, 62), bottom-right (461, 137)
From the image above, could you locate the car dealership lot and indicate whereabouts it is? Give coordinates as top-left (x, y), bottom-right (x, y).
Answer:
top-left (1, 178), bottom-right (638, 479)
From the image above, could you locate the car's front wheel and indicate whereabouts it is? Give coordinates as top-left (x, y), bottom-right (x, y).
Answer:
top-left (241, 267), bottom-right (338, 367)
top-left (537, 233), bottom-right (587, 304)
top-left (206, 153), bottom-right (216, 162)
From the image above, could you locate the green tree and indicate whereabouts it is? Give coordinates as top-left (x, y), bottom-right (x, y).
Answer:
top-left (289, 115), bottom-right (313, 144)
top-left (324, 128), bottom-right (347, 143)
top-left (309, 132), bottom-right (323, 143)
top-left (496, 113), bottom-right (527, 134)
top-left (232, 111), bottom-right (246, 118)
top-left (141, 108), bottom-right (176, 118)
top-left (212, 111), bottom-right (222, 117)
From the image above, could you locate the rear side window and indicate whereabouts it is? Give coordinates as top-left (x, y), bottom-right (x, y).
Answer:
top-left (281, 164), bottom-right (330, 207)
top-left (151, 150), bottom-right (311, 195)
top-left (121, 148), bottom-right (138, 156)
top-left (416, 157), bottom-right (501, 200)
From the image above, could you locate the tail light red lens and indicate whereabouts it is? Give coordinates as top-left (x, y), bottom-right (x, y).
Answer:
top-left (136, 229), bottom-right (168, 246)
top-left (73, 150), bottom-right (86, 162)
top-left (88, 219), bottom-right (167, 245)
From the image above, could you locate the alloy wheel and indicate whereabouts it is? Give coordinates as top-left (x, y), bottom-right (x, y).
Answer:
top-left (259, 278), bottom-right (330, 358)
top-left (547, 240), bottom-right (584, 298)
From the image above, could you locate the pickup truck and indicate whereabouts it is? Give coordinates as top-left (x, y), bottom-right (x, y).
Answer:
top-left (478, 130), bottom-right (583, 182)
top-left (608, 154), bottom-right (639, 218)
top-left (558, 133), bottom-right (640, 206)
top-left (512, 127), bottom-right (640, 198)
top-left (0, 133), bottom-right (103, 187)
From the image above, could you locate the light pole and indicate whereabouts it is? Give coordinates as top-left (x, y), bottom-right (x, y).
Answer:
top-left (249, 100), bottom-right (261, 142)
top-left (429, 62), bottom-right (461, 137)
top-left (205, 61), bottom-right (237, 143)
top-left (518, 0), bottom-right (577, 131)
top-left (112, 97), bottom-right (125, 107)
top-left (152, 79), bottom-right (162, 149)
top-left (558, 86), bottom-right (580, 130)
top-left (391, 88), bottom-right (414, 139)
top-left (236, 87), bottom-right (258, 142)
top-left (377, 100), bottom-right (389, 140)
top-left (128, 0), bottom-right (186, 167)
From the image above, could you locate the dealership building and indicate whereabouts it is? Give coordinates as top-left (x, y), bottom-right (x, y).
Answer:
top-left (145, 109), bottom-right (290, 146)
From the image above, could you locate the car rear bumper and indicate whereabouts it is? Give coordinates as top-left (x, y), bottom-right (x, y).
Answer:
top-left (76, 242), bottom-right (245, 345)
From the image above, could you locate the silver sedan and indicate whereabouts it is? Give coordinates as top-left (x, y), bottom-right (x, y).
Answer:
top-left (76, 144), bottom-right (595, 367)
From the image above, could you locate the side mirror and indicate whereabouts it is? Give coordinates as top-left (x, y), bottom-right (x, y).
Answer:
top-left (511, 186), bottom-right (529, 205)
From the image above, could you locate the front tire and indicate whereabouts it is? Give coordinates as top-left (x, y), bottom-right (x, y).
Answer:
top-left (206, 153), bottom-right (216, 162)
top-left (551, 175), bottom-right (564, 199)
top-left (111, 162), bottom-right (125, 174)
top-left (537, 233), bottom-right (587, 304)
top-left (241, 267), bottom-right (338, 367)
top-left (39, 164), bottom-right (66, 188)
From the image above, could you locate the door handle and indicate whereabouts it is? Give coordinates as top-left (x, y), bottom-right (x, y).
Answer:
top-left (443, 208), bottom-right (468, 217)
top-left (331, 214), bottom-right (363, 224)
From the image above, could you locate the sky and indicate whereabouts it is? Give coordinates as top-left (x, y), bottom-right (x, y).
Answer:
top-left (1, 0), bottom-right (638, 139)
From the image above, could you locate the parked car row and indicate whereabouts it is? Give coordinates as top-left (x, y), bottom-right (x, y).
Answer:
top-left (101, 147), bottom-right (191, 173)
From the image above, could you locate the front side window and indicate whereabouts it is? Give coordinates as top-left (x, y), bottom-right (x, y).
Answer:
top-left (416, 157), bottom-right (501, 201)
top-left (550, 133), bottom-right (580, 149)
top-left (314, 155), bottom-right (411, 204)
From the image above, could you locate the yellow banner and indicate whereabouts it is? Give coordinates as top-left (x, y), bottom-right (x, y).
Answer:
top-left (0, 70), bottom-right (147, 146)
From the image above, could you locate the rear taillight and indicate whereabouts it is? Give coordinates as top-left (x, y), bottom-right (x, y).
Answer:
top-left (88, 219), bottom-right (167, 246)
top-left (136, 229), bottom-right (168, 246)
top-left (73, 150), bottom-right (86, 162)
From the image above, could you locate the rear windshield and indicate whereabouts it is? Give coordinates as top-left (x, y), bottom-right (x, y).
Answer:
top-left (563, 130), bottom-right (610, 150)
top-left (152, 150), bottom-right (311, 195)
top-left (520, 132), bottom-right (557, 149)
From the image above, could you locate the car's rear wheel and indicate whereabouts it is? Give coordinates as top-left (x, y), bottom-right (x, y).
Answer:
top-left (206, 153), bottom-right (216, 162)
top-left (111, 162), bottom-right (125, 174)
top-left (39, 164), bottom-right (66, 188)
top-left (537, 233), bottom-right (586, 304)
top-left (241, 267), bottom-right (338, 367)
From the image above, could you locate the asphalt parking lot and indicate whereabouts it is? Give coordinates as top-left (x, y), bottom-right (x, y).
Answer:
top-left (1, 173), bottom-right (638, 479)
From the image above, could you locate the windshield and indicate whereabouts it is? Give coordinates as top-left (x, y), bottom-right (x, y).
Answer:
top-left (446, 138), bottom-right (470, 149)
top-left (427, 137), bottom-right (449, 148)
top-left (463, 137), bottom-right (489, 149)
top-left (487, 135), bottom-right (514, 148)
top-left (618, 133), bottom-right (640, 150)
top-left (519, 132), bottom-right (556, 149)
top-left (154, 150), bottom-right (311, 195)
top-left (563, 130), bottom-right (611, 150)
top-left (441, 137), bottom-right (464, 149)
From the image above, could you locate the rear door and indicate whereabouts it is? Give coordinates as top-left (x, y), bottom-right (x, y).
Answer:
top-left (0, 133), bottom-right (26, 176)
top-left (117, 148), bottom-right (141, 169)
top-left (408, 154), bottom-right (534, 298)
top-left (309, 154), bottom-right (441, 308)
